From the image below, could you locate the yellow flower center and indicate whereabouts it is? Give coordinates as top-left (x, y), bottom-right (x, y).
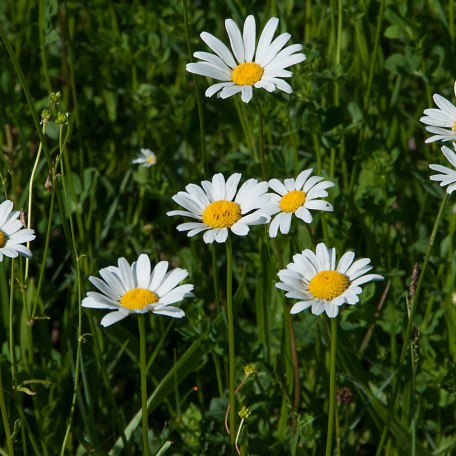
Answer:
top-left (231, 62), bottom-right (264, 86)
top-left (308, 271), bottom-right (350, 300)
top-left (453, 120), bottom-right (456, 132)
top-left (202, 200), bottom-right (242, 228)
top-left (120, 288), bottom-right (158, 311)
top-left (0, 231), bottom-right (7, 248)
top-left (147, 155), bottom-right (156, 165)
top-left (279, 190), bottom-right (306, 213)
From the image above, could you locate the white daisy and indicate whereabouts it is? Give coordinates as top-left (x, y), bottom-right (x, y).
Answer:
top-left (132, 148), bottom-right (157, 167)
top-left (429, 142), bottom-right (456, 194)
top-left (420, 81), bottom-right (456, 143)
top-left (186, 15), bottom-right (306, 103)
top-left (82, 254), bottom-right (193, 327)
top-left (266, 169), bottom-right (334, 238)
top-left (0, 200), bottom-right (35, 261)
top-left (167, 173), bottom-right (270, 244)
top-left (276, 243), bottom-right (383, 318)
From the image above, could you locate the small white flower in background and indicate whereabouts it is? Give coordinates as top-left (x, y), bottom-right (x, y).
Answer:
top-left (265, 169), bottom-right (334, 238)
top-left (276, 243), bottom-right (383, 318)
top-left (429, 142), bottom-right (456, 194)
top-left (186, 15), bottom-right (306, 103)
top-left (0, 200), bottom-right (36, 261)
top-left (420, 81), bottom-right (456, 143)
top-left (132, 148), bottom-right (157, 167)
top-left (167, 173), bottom-right (270, 244)
top-left (82, 254), bottom-right (193, 327)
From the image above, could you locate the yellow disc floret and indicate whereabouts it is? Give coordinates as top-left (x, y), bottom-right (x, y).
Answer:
top-left (453, 120), bottom-right (456, 131)
top-left (308, 271), bottom-right (350, 300)
top-left (147, 155), bottom-right (157, 165)
top-left (0, 231), bottom-right (7, 248)
top-left (280, 190), bottom-right (306, 213)
top-left (231, 62), bottom-right (264, 86)
top-left (202, 200), bottom-right (242, 228)
top-left (120, 288), bottom-right (158, 311)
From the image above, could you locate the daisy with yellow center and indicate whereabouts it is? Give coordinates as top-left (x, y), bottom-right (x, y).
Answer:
top-left (81, 254), bottom-right (194, 327)
top-left (186, 15), bottom-right (306, 103)
top-left (132, 148), bottom-right (157, 168)
top-left (420, 81), bottom-right (456, 143)
top-left (276, 243), bottom-right (383, 318)
top-left (265, 169), bottom-right (334, 238)
top-left (167, 173), bottom-right (271, 244)
top-left (0, 200), bottom-right (35, 261)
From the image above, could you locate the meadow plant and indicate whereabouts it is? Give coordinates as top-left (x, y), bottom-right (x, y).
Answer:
top-left (0, 2), bottom-right (455, 455)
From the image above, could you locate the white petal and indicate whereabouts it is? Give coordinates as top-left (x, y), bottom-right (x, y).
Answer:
top-left (225, 19), bottom-right (245, 63)
top-left (200, 31), bottom-right (237, 67)
top-left (100, 311), bottom-right (130, 327)
top-left (243, 15), bottom-right (256, 61)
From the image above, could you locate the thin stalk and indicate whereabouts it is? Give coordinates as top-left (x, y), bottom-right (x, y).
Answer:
top-left (226, 236), bottom-right (236, 445)
top-left (138, 315), bottom-right (150, 456)
top-left (255, 98), bottom-right (266, 179)
top-left (38, 0), bottom-right (52, 92)
top-left (182, 0), bottom-right (207, 177)
top-left (449, 0), bottom-right (455, 41)
top-left (8, 262), bottom-right (17, 387)
top-left (0, 368), bottom-right (14, 456)
top-left (325, 318), bottom-right (337, 456)
top-left (376, 193), bottom-right (448, 454)
top-left (25, 124), bottom-right (46, 282)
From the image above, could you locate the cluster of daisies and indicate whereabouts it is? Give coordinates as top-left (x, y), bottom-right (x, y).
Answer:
top-left (83, 15), bottom-right (386, 324)
top-left (25, 16), bottom-right (456, 327)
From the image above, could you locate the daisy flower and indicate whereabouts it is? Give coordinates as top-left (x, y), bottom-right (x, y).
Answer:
top-left (82, 254), bottom-right (194, 327)
top-left (266, 169), bottom-right (334, 238)
top-left (276, 243), bottom-right (383, 318)
top-left (429, 142), bottom-right (456, 194)
top-left (132, 148), bottom-right (157, 167)
top-left (167, 173), bottom-right (270, 244)
top-left (186, 15), bottom-right (306, 103)
top-left (0, 200), bottom-right (35, 261)
top-left (420, 81), bottom-right (456, 143)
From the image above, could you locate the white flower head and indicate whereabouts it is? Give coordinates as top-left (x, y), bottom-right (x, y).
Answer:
top-left (429, 142), bottom-right (456, 194)
top-left (420, 81), bottom-right (456, 143)
top-left (276, 243), bottom-right (383, 318)
top-left (266, 169), bottom-right (334, 238)
top-left (0, 200), bottom-right (35, 261)
top-left (167, 173), bottom-right (270, 244)
top-left (186, 15), bottom-right (306, 103)
top-left (82, 254), bottom-right (193, 327)
top-left (132, 148), bottom-right (157, 168)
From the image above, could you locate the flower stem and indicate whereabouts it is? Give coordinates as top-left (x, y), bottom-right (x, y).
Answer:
top-left (325, 318), bottom-right (338, 456)
top-left (226, 235), bottom-right (236, 444)
top-left (138, 314), bottom-right (150, 456)
top-left (255, 98), bottom-right (266, 179)
top-left (0, 368), bottom-right (14, 456)
top-left (376, 193), bottom-right (448, 454)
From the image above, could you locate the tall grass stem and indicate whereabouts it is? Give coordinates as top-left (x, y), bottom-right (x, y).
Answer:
top-left (325, 318), bottom-right (338, 456)
top-left (138, 314), bottom-right (150, 456)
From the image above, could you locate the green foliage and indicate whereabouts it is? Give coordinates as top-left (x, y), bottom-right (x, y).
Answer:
top-left (0, 0), bottom-right (456, 454)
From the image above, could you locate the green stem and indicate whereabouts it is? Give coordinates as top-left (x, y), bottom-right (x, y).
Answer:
top-left (182, 0), bottom-right (207, 177)
top-left (25, 124), bottom-right (46, 283)
top-left (138, 315), bottom-right (150, 456)
top-left (226, 236), bottom-right (236, 445)
top-left (376, 193), bottom-right (448, 454)
top-left (38, 0), bottom-right (52, 92)
top-left (255, 98), bottom-right (266, 179)
top-left (325, 318), bottom-right (337, 456)
top-left (0, 368), bottom-right (14, 456)
top-left (8, 262), bottom-right (17, 387)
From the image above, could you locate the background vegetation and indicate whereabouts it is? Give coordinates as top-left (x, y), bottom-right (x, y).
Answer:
top-left (0, 0), bottom-right (455, 454)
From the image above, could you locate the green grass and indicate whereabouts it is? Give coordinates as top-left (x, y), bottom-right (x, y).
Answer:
top-left (0, 0), bottom-right (455, 454)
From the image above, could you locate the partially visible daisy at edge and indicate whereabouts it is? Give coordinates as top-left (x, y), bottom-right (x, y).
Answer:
top-left (0, 200), bottom-right (36, 261)
top-left (82, 254), bottom-right (194, 327)
top-left (420, 81), bottom-right (456, 143)
top-left (186, 15), bottom-right (306, 103)
top-left (429, 142), bottom-right (456, 194)
top-left (132, 148), bottom-right (157, 168)
top-left (265, 169), bottom-right (334, 238)
top-left (167, 173), bottom-right (270, 244)
top-left (276, 243), bottom-right (383, 318)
